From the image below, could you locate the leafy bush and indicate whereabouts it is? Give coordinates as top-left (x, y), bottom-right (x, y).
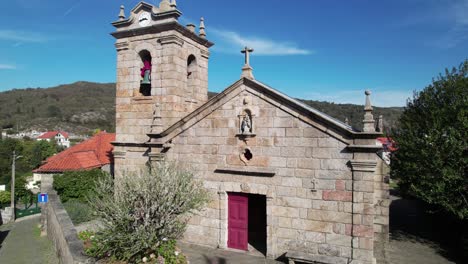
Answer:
top-left (0, 191), bottom-right (11, 204)
top-left (53, 169), bottom-right (107, 203)
top-left (15, 176), bottom-right (31, 200)
top-left (63, 200), bottom-right (94, 225)
top-left (87, 161), bottom-right (210, 262)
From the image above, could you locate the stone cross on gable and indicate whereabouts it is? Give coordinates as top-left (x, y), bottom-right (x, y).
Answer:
top-left (240, 46), bottom-right (255, 79)
top-left (241, 46), bottom-right (254, 66)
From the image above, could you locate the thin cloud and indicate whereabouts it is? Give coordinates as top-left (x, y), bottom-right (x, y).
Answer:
top-left (63, 1), bottom-right (81, 18)
top-left (0, 64), bottom-right (17, 70)
top-left (211, 28), bottom-right (313, 56)
top-left (0, 30), bottom-right (48, 43)
top-left (396, 0), bottom-right (468, 48)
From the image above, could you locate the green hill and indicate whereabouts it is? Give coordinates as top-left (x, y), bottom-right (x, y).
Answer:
top-left (0, 82), bottom-right (115, 134)
top-left (0, 82), bottom-right (403, 135)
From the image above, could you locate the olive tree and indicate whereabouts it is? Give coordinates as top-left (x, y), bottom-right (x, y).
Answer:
top-left (87, 161), bottom-right (210, 262)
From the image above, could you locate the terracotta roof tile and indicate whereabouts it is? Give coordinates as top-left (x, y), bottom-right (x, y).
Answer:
top-left (33, 132), bottom-right (115, 173)
top-left (38, 131), bottom-right (69, 139)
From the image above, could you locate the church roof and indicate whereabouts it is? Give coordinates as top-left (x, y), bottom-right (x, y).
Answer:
top-left (148, 78), bottom-right (379, 145)
top-left (33, 132), bottom-right (115, 173)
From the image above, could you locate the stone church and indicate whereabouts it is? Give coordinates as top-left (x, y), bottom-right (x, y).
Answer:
top-left (111, 1), bottom-right (389, 263)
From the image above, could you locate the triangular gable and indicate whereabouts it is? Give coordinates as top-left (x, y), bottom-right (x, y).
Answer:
top-left (148, 78), bottom-right (375, 145)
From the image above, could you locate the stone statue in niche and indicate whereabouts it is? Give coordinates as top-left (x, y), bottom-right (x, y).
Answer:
top-left (140, 60), bottom-right (151, 84)
top-left (241, 114), bottom-right (252, 134)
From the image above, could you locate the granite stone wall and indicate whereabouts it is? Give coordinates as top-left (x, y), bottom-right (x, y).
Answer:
top-left (40, 175), bottom-right (94, 264)
top-left (162, 86), bottom-right (357, 262)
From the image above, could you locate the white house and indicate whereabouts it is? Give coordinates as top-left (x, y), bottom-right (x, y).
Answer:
top-left (37, 131), bottom-right (70, 148)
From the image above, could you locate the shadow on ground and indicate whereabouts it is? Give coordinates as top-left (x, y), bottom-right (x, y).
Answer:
top-left (0, 230), bottom-right (10, 249)
top-left (389, 193), bottom-right (466, 263)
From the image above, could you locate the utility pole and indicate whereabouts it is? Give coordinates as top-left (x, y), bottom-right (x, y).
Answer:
top-left (11, 150), bottom-right (16, 222)
top-left (10, 150), bottom-right (22, 222)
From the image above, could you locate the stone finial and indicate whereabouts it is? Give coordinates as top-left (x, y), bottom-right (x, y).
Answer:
top-left (199, 17), bottom-right (206, 38)
top-left (377, 115), bottom-right (384, 132)
top-left (118, 5), bottom-right (125, 21)
top-left (362, 90), bottom-right (375, 132)
top-left (240, 46), bottom-right (254, 79)
top-left (160, 0), bottom-right (171, 11)
top-left (344, 117), bottom-right (349, 125)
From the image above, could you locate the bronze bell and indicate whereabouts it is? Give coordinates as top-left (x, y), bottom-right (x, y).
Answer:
top-left (141, 69), bottom-right (151, 84)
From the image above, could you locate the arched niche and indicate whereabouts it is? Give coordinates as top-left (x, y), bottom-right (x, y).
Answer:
top-left (239, 109), bottom-right (254, 134)
top-left (139, 50), bottom-right (152, 96)
top-left (186, 54), bottom-right (197, 95)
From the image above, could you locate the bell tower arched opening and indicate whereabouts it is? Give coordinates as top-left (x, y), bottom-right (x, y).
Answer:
top-left (139, 50), bottom-right (152, 96)
top-left (187, 54), bottom-right (197, 98)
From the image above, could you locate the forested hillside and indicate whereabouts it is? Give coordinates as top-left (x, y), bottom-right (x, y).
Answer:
top-left (0, 82), bottom-right (115, 134)
top-left (0, 82), bottom-right (403, 134)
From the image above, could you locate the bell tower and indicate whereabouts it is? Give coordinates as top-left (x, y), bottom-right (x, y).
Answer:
top-left (111, 1), bottom-right (213, 144)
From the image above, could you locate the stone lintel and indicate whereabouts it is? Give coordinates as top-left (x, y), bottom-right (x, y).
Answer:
top-left (132, 96), bottom-right (155, 104)
top-left (158, 34), bottom-right (184, 46)
top-left (112, 150), bottom-right (126, 159)
top-left (112, 141), bottom-right (148, 147)
top-left (115, 41), bottom-right (129, 51)
top-left (351, 132), bottom-right (382, 139)
top-left (347, 144), bottom-right (382, 153)
top-left (214, 167), bottom-right (275, 177)
top-left (349, 160), bottom-right (378, 172)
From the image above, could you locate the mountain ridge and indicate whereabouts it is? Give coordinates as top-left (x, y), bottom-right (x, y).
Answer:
top-left (0, 81), bottom-right (403, 135)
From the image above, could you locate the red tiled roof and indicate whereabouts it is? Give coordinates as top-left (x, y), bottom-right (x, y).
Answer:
top-left (38, 131), bottom-right (69, 139)
top-left (377, 137), bottom-right (397, 152)
top-left (33, 132), bottom-right (115, 173)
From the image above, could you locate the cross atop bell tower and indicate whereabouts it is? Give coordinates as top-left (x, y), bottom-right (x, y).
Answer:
top-left (241, 46), bottom-right (254, 79)
top-left (111, 1), bottom-right (214, 143)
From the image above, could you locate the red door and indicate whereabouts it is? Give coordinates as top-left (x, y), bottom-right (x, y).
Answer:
top-left (228, 193), bottom-right (248, 250)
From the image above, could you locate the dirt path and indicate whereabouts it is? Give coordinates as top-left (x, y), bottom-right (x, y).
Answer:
top-left (386, 195), bottom-right (460, 264)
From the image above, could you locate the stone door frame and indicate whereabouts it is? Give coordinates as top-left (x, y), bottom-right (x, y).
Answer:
top-left (217, 183), bottom-right (276, 258)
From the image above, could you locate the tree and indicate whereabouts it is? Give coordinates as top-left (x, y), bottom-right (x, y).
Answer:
top-left (391, 60), bottom-right (468, 219)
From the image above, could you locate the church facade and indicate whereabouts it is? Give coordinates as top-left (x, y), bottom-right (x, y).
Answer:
top-left (111, 1), bottom-right (389, 264)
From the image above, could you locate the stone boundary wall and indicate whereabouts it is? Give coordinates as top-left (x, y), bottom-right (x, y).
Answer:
top-left (1, 206), bottom-right (12, 224)
top-left (40, 175), bottom-right (95, 264)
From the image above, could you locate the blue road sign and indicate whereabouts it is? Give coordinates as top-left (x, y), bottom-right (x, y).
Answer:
top-left (38, 193), bottom-right (48, 203)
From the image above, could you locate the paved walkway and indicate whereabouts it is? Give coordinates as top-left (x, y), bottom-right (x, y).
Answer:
top-left (385, 195), bottom-right (457, 264)
top-left (0, 215), bottom-right (58, 264)
top-left (179, 242), bottom-right (283, 264)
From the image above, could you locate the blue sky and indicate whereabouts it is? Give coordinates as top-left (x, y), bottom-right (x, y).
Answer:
top-left (0, 0), bottom-right (467, 106)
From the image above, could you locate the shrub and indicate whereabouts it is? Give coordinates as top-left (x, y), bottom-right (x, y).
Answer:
top-left (87, 161), bottom-right (210, 262)
top-left (63, 199), bottom-right (95, 225)
top-left (53, 169), bottom-right (107, 203)
top-left (0, 191), bottom-right (11, 204)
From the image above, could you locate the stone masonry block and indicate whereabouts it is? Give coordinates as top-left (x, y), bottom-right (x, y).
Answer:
top-left (308, 209), bottom-right (352, 224)
top-left (322, 190), bottom-right (352, 202)
top-left (326, 233), bottom-right (352, 247)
